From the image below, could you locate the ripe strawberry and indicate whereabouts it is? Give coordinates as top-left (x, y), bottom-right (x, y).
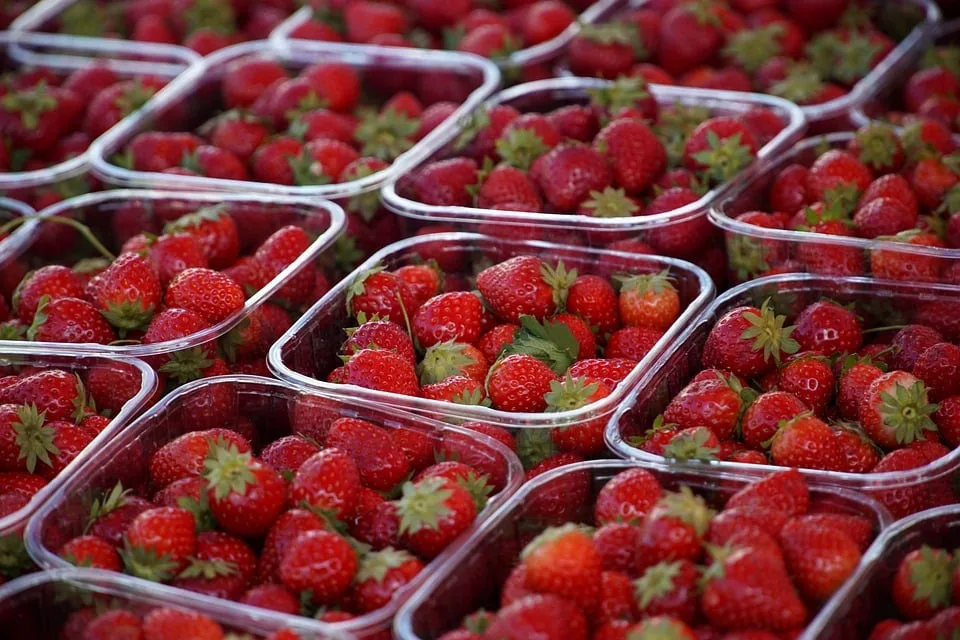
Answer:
top-left (163, 206), bottom-right (239, 270)
top-left (833, 423), bottom-right (881, 473)
top-left (535, 144), bottom-right (613, 213)
top-left (239, 584), bottom-right (299, 614)
top-left (893, 546), bottom-right (953, 620)
top-left (779, 517), bottom-right (861, 603)
top-left (121, 506), bottom-right (197, 581)
top-left (127, 131), bottom-right (202, 172)
top-left (521, 524), bottom-right (602, 614)
top-left (934, 396), bottom-right (960, 447)
top-left (726, 468), bottom-right (810, 517)
top-left (702, 300), bottom-right (800, 378)
top-left (254, 225), bottom-right (315, 307)
top-left (869, 448), bottom-right (936, 519)
top-left (82, 610), bottom-right (142, 639)
top-left (683, 117), bottom-right (758, 186)
top-left (486, 354), bottom-right (558, 413)
top-left (413, 291), bottom-right (484, 348)
top-left (477, 165), bottom-right (542, 211)
top-left (341, 348), bottom-right (420, 396)
top-left (848, 123), bottom-right (904, 174)
top-left (910, 157), bottom-right (958, 210)
top-left (141, 606), bottom-right (224, 640)
top-left (657, 1), bottom-right (725, 76)
top-left (346, 267), bottom-right (417, 325)
top-left (566, 358), bottom-right (635, 389)
top-left (327, 418), bottom-right (411, 492)
top-left (418, 341), bottom-right (488, 385)
top-left (635, 486), bottom-right (715, 571)
top-left (634, 560), bottom-right (699, 623)
top-left (149, 428), bottom-right (251, 489)
top-left (594, 467), bottom-right (662, 525)
top-left (806, 149), bottom-right (873, 206)
top-left (741, 391), bottom-right (807, 449)
top-left (566, 275), bottom-right (619, 335)
top-left (477, 257), bottom-right (575, 323)
top-left (663, 372), bottom-right (744, 441)
top-left (251, 136), bottom-right (302, 185)
top-left (595, 118), bottom-right (666, 194)
top-left (58, 534), bottom-right (122, 571)
top-left (146, 232), bottom-right (209, 288)
top-left (290, 447), bottom-right (361, 522)
top-left (912, 343), bottom-right (960, 402)
top-left (484, 594), bottom-right (588, 640)
top-left (342, 319), bottom-right (416, 365)
top-left (859, 371), bottom-right (938, 449)
top-left (164, 267), bottom-right (245, 325)
top-left (397, 476), bottom-right (477, 558)
top-left (279, 529), bottom-right (357, 604)
top-left (349, 547), bottom-right (424, 614)
top-left (202, 442), bottom-right (285, 537)
top-left (0, 369), bottom-right (85, 423)
top-left (777, 355), bottom-right (835, 415)
top-left (605, 326), bottom-right (663, 362)
top-left (617, 270), bottom-right (679, 330)
top-left (86, 487), bottom-right (152, 548)
top-left (412, 158), bottom-right (478, 206)
top-left (13, 265), bottom-right (85, 324)
top-left (792, 300), bottom-right (863, 357)
top-left (172, 530), bottom-right (257, 600)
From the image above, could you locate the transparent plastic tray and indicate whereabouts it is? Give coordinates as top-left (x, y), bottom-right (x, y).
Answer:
top-left (89, 39), bottom-right (500, 198)
top-left (606, 273), bottom-right (960, 502)
top-left (805, 504), bottom-right (960, 639)
top-left (0, 568), bottom-right (350, 639)
top-left (0, 189), bottom-right (344, 357)
top-left (851, 17), bottom-right (960, 130)
top-left (381, 77), bottom-right (806, 237)
top-left (0, 31), bottom-right (198, 192)
top-left (709, 132), bottom-right (960, 284)
top-left (557, 0), bottom-right (940, 131)
top-left (25, 374), bottom-right (523, 639)
top-left (268, 232), bottom-right (715, 431)
top-left (394, 458), bottom-right (891, 640)
top-left (0, 351), bottom-right (155, 580)
top-left (270, 0), bottom-right (627, 72)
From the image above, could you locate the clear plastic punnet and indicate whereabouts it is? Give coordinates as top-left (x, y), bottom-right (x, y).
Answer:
top-left (88, 40), bottom-right (500, 198)
top-left (0, 568), bottom-right (351, 639)
top-left (605, 273), bottom-right (960, 519)
top-left (0, 189), bottom-right (344, 358)
top-left (268, 232), bottom-right (715, 433)
top-left (0, 31), bottom-right (198, 194)
top-left (270, 0), bottom-right (627, 73)
top-left (709, 132), bottom-right (960, 285)
top-left (393, 459), bottom-right (892, 640)
top-left (381, 77), bottom-right (805, 239)
top-left (25, 374), bottom-right (523, 639)
top-left (805, 505), bottom-right (960, 639)
top-left (0, 351), bottom-right (155, 581)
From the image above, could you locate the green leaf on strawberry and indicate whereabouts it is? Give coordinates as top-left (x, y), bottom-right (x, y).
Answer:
top-left (355, 108), bottom-right (418, 162)
top-left (13, 404), bottom-right (56, 474)
top-left (723, 24), bottom-right (784, 74)
top-left (417, 341), bottom-right (479, 385)
top-left (396, 477), bottom-right (453, 535)
top-left (119, 544), bottom-right (179, 583)
top-left (878, 379), bottom-right (939, 445)
top-left (501, 315), bottom-right (579, 376)
top-left (740, 298), bottom-right (800, 366)
top-left (690, 130), bottom-right (755, 186)
top-left (662, 428), bottom-right (719, 463)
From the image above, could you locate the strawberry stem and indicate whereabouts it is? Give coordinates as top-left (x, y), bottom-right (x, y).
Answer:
top-left (0, 216), bottom-right (115, 261)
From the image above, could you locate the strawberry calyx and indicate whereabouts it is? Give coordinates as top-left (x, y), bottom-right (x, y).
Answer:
top-left (72, 257), bottom-right (111, 276)
top-left (690, 130), bottom-right (756, 186)
top-left (723, 24), bottom-right (784, 74)
top-left (587, 77), bottom-right (651, 124)
top-left (164, 204), bottom-right (228, 233)
top-left (202, 441), bottom-right (257, 500)
top-left (627, 414), bottom-right (678, 448)
top-left (544, 374), bottom-right (600, 412)
top-left (852, 123), bottom-right (900, 173)
top-left (219, 317), bottom-right (252, 363)
top-left (937, 184), bottom-right (960, 216)
top-left (345, 265), bottom-right (385, 315)
top-left (727, 233), bottom-right (771, 282)
top-left (288, 149), bottom-right (333, 187)
top-left (634, 560), bottom-right (686, 611)
top-left (25, 295), bottom-right (51, 342)
top-left (821, 183), bottom-right (862, 217)
top-left (739, 298), bottom-right (800, 366)
top-left (0, 83), bottom-right (57, 131)
top-left (355, 547), bottom-right (415, 584)
top-left (684, 0), bottom-right (723, 27)
top-left (615, 269), bottom-right (676, 297)
top-left (907, 545), bottom-right (954, 609)
top-left (580, 21), bottom-right (646, 58)
top-left (540, 260), bottom-right (577, 310)
top-left (285, 91), bottom-right (328, 124)
top-left (520, 523), bottom-right (592, 560)
top-left (901, 121), bottom-right (939, 163)
top-left (840, 2), bottom-right (874, 29)
top-left (176, 491), bottom-right (216, 533)
top-left (71, 374), bottom-right (95, 424)
top-left (770, 63), bottom-right (825, 104)
top-left (396, 477), bottom-right (454, 535)
top-left (101, 297), bottom-right (157, 332)
top-left (877, 378), bottom-right (939, 445)
top-left (832, 34), bottom-right (883, 85)
top-left (501, 315), bottom-right (579, 376)
top-left (178, 556), bottom-right (238, 580)
top-left (13, 404), bottom-right (56, 474)
top-left (454, 108), bottom-right (491, 152)
top-left (59, 0), bottom-right (109, 37)
top-left (159, 346), bottom-right (216, 385)
top-left (921, 46), bottom-right (960, 78)
top-left (661, 427), bottom-right (719, 463)
top-left (516, 429), bottom-right (557, 470)
top-left (450, 386), bottom-right (492, 408)
top-left (805, 32), bottom-right (844, 79)
top-left (581, 187), bottom-right (639, 218)
top-left (119, 543), bottom-right (179, 582)
top-left (463, 610), bottom-right (493, 635)
top-left (116, 79), bottom-right (158, 117)
top-left (453, 470), bottom-right (492, 511)
top-left (495, 127), bottom-right (550, 171)
top-left (185, 0), bottom-right (236, 35)
top-left (85, 482), bottom-right (130, 533)
top-left (344, 160), bottom-right (387, 222)
top-left (0, 323), bottom-right (25, 341)
top-left (654, 486), bottom-right (716, 536)
top-left (0, 534), bottom-right (29, 579)
top-left (354, 108), bottom-right (418, 162)
top-left (418, 340), bottom-right (481, 385)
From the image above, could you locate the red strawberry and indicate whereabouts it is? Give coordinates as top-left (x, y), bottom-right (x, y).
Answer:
top-left (346, 267), bottom-right (417, 325)
top-left (617, 270), bottom-right (680, 330)
top-left (683, 117), bottom-right (758, 186)
top-left (397, 476), bottom-right (477, 558)
top-left (341, 349), bottom-right (420, 396)
top-left (413, 291), bottom-right (484, 348)
top-left (412, 158), bottom-right (478, 206)
top-left (535, 144), bottom-right (613, 213)
top-left (27, 297), bottom-right (116, 344)
top-left (484, 594), bottom-right (588, 640)
top-left (279, 529), bottom-right (357, 604)
top-left (635, 559), bottom-right (699, 623)
top-left (595, 118), bottom-right (666, 194)
top-left (13, 265), bottom-right (85, 324)
top-left (81, 610), bottom-right (142, 640)
top-left (147, 232), bottom-right (209, 288)
top-left (702, 300), bottom-right (800, 378)
top-left (121, 506), bottom-right (197, 581)
top-left (594, 467), bottom-right (661, 525)
top-left (254, 225), bottom-right (315, 306)
top-left (343, 319), bottom-right (416, 364)
top-left (172, 530), bottom-right (257, 600)
top-left (658, 1), bottom-right (725, 76)
top-left (477, 165), bottom-right (542, 211)
top-left (163, 205), bottom-right (239, 270)
top-left (893, 546), bottom-right (953, 620)
top-left (779, 517), bottom-right (861, 603)
top-left (833, 423), bottom-right (881, 473)
top-left (806, 149), bottom-right (873, 206)
top-left (349, 547), bottom-right (424, 613)
top-left (477, 256), bottom-right (575, 323)
top-left (848, 123), bottom-right (905, 174)
top-left (859, 371), bottom-right (938, 449)
top-left (726, 469), bottom-right (810, 517)
top-left (327, 418), bottom-right (411, 492)
top-left (165, 267), bottom-right (245, 324)
top-left (521, 524), bottom-right (602, 614)
top-left (203, 442), bottom-right (285, 537)
top-left (777, 355), bottom-right (835, 415)
top-left (567, 275), bottom-right (619, 335)
top-left (290, 447), bottom-right (361, 521)
top-left (635, 486), bottom-right (714, 571)
top-left (663, 372), bottom-right (744, 441)
top-left (793, 300), bottom-right (863, 357)
top-left (486, 354), bottom-right (558, 413)
top-left (912, 343), bottom-right (960, 401)
top-left (240, 584), bottom-right (300, 614)
top-left (58, 534), bottom-right (122, 571)
top-left (741, 391), bottom-right (807, 449)
top-left (149, 428), bottom-right (251, 489)
top-left (0, 369), bottom-right (85, 423)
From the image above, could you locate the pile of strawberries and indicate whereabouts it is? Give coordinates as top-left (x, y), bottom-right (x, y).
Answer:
top-left (726, 120), bottom-right (960, 283)
top-left (399, 77), bottom-right (786, 260)
top-left (0, 62), bottom-right (179, 208)
top-left (48, 393), bottom-right (508, 633)
top-left (887, 41), bottom-right (960, 132)
top-left (436, 468), bottom-right (876, 639)
top-left (287, 0), bottom-right (584, 65)
top-left (38, 0), bottom-right (294, 55)
top-left (328, 251), bottom-right (685, 457)
top-left (627, 292), bottom-right (960, 519)
top-left (48, 605), bottom-right (302, 640)
top-left (564, 0), bottom-right (908, 107)
top-left (0, 365), bottom-right (144, 579)
top-left (0, 201), bottom-right (329, 386)
top-left (863, 544), bottom-right (960, 638)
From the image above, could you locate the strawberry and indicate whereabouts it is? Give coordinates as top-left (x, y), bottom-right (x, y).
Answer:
top-left (346, 267), bottom-right (417, 325)
top-left (567, 358), bottom-right (636, 389)
top-left (627, 617), bottom-right (697, 639)
top-left (910, 157), bottom-right (957, 210)
top-left (595, 117), bottom-right (666, 194)
top-left (240, 584), bottom-right (300, 614)
top-left (146, 233), bottom-right (209, 288)
top-left (162, 206), bottom-right (239, 270)
top-left (617, 270), bottom-right (679, 330)
top-left (341, 348), bottom-right (420, 396)
top-left (793, 300), bottom-right (863, 357)
top-left (869, 448), bottom-right (936, 518)
top-left (777, 355), bottom-right (835, 415)
top-left (870, 230), bottom-right (946, 283)
top-left (413, 158), bottom-right (478, 206)
top-left (149, 428), bottom-right (251, 489)
top-left (635, 560), bottom-right (700, 623)
top-left (741, 391), bottom-right (807, 449)
top-left (413, 291), bottom-right (484, 348)
top-left (890, 325), bottom-right (945, 372)
top-left (726, 468), bottom-right (810, 517)
top-left (86, 486), bottom-right (152, 549)
top-left (202, 442), bottom-right (285, 537)
top-left (477, 165), bottom-right (542, 211)
top-left (81, 610), bottom-right (142, 639)
top-left (121, 506), bottom-right (197, 581)
top-left (683, 117), bottom-right (758, 186)
top-left (859, 371), bottom-right (938, 449)
top-left (141, 607), bottom-right (224, 640)
top-left (635, 486), bottom-right (715, 571)
top-left (893, 546), bottom-right (953, 620)
top-left (279, 529), bottom-right (357, 604)
top-left (566, 275), bottom-right (619, 335)
top-left (343, 319), bottom-right (416, 364)
top-left (327, 418), bottom-right (411, 492)
top-left (521, 524), bottom-right (603, 616)
top-left (605, 325), bottom-right (663, 362)
top-left (172, 530), bottom-right (256, 600)
top-left (477, 257), bottom-right (575, 323)
top-left (594, 467), bottom-right (662, 525)
top-left (254, 225), bottom-right (315, 307)
top-left (0, 368), bottom-right (85, 423)
top-left (287, 447), bottom-right (359, 523)
top-left (58, 534), bottom-right (122, 571)
top-left (702, 300), bottom-right (800, 378)
top-left (663, 372), bottom-right (745, 441)
top-left (418, 341), bottom-right (488, 385)
top-left (128, 132), bottom-right (202, 172)
top-left (833, 423), bottom-right (881, 473)
top-left (484, 594), bottom-right (588, 640)
top-left (912, 343), bottom-right (960, 402)
top-left (778, 516), bottom-right (861, 604)
top-left (27, 296), bottom-right (116, 344)
top-left (658, 2), bottom-right (725, 76)
top-left (535, 144), bottom-right (613, 213)
top-left (13, 265), bottom-right (85, 324)
top-left (397, 476), bottom-right (476, 558)
top-left (349, 547), bottom-right (424, 614)
top-left (934, 396), bottom-right (960, 447)
top-left (486, 354), bottom-right (558, 413)
top-left (164, 268), bottom-right (245, 324)
top-left (700, 546), bottom-right (808, 632)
